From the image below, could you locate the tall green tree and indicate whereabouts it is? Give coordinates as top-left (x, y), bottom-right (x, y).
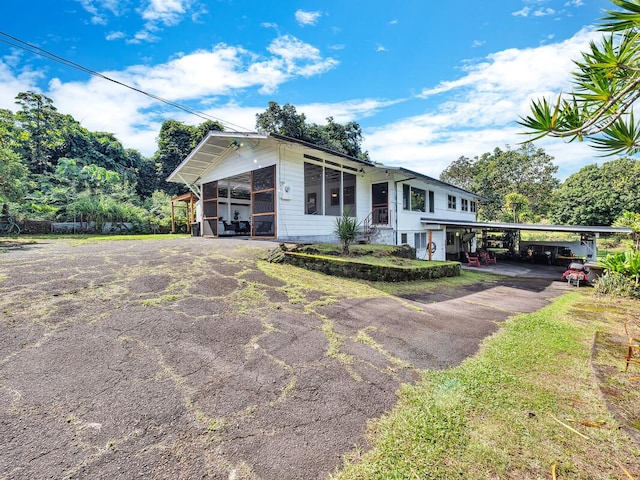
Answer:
top-left (614, 211), bottom-right (640, 250)
top-left (14, 91), bottom-right (64, 174)
top-left (154, 119), bottom-right (223, 196)
top-left (440, 144), bottom-right (559, 221)
top-left (256, 101), bottom-right (308, 139)
top-left (0, 147), bottom-right (29, 203)
top-left (255, 102), bottom-right (370, 160)
top-left (520, 0), bottom-right (640, 155)
top-left (0, 109), bottom-right (19, 149)
top-left (549, 157), bottom-right (640, 225)
top-left (502, 193), bottom-right (532, 223)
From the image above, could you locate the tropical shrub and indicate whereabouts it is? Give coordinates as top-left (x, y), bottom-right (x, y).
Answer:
top-left (334, 210), bottom-right (360, 255)
top-left (595, 251), bottom-right (640, 298)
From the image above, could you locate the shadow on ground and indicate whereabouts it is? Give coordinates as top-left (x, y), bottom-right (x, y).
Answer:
top-left (0, 238), bottom-right (570, 479)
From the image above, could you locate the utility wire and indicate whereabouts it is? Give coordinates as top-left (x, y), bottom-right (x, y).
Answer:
top-left (0, 31), bottom-right (253, 133)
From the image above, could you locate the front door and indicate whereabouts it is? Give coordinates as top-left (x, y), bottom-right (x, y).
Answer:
top-left (371, 182), bottom-right (389, 225)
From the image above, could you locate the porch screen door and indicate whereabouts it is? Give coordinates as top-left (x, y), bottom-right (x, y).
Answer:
top-left (202, 181), bottom-right (218, 236)
top-left (251, 165), bottom-right (276, 237)
top-left (371, 182), bottom-right (389, 225)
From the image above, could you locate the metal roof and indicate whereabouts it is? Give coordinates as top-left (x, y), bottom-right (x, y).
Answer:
top-left (166, 131), bottom-right (269, 185)
top-left (384, 166), bottom-right (482, 199)
top-left (421, 218), bottom-right (633, 235)
top-left (167, 131), bottom-right (482, 198)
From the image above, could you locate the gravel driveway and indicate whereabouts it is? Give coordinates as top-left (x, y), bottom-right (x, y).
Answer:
top-left (0, 237), bottom-right (568, 479)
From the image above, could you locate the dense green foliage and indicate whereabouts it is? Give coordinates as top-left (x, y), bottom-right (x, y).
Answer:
top-left (520, 0), bottom-right (640, 156)
top-left (0, 91), bottom-right (220, 232)
top-left (1, 87), bottom-right (638, 235)
top-left (596, 250), bottom-right (640, 298)
top-left (256, 101), bottom-right (370, 161)
top-left (549, 157), bottom-right (640, 225)
top-left (439, 143), bottom-right (559, 221)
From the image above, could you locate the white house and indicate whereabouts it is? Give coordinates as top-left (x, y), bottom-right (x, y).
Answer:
top-left (167, 132), bottom-right (481, 261)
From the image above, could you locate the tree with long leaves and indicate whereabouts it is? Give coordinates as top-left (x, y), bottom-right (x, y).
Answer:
top-left (520, 0), bottom-right (640, 155)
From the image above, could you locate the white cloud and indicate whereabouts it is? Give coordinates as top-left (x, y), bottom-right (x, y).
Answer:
top-left (295, 10), bottom-right (322, 26)
top-left (76, 0), bottom-right (201, 43)
top-left (513, 7), bottom-right (531, 17)
top-left (565, 0), bottom-right (584, 6)
top-left (126, 30), bottom-right (161, 44)
top-left (106, 31), bottom-right (125, 41)
top-left (533, 8), bottom-right (556, 16)
top-left (0, 34), bottom-right (338, 155)
top-left (376, 44), bottom-right (388, 52)
top-left (364, 28), bottom-right (605, 179)
top-left (76, 0), bottom-right (125, 22)
top-left (0, 61), bottom-right (42, 111)
top-left (472, 40), bottom-right (486, 48)
top-left (142, 0), bottom-right (191, 26)
top-left (296, 98), bottom-right (406, 124)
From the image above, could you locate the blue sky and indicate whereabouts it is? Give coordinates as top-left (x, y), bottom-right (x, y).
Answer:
top-left (0, 0), bottom-right (615, 179)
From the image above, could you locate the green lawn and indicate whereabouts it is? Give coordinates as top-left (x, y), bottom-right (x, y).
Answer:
top-left (333, 291), bottom-right (640, 479)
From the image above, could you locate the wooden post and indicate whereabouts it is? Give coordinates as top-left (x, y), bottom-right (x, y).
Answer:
top-left (428, 230), bottom-right (433, 261)
top-left (171, 201), bottom-right (175, 234)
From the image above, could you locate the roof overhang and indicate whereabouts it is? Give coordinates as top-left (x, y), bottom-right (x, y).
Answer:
top-left (420, 218), bottom-right (633, 235)
top-left (166, 132), bottom-right (269, 185)
top-left (385, 166), bottom-right (482, 199)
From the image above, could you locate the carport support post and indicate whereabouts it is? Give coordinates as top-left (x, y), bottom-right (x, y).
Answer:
top-left (428, 230), bottom-right (433, 261)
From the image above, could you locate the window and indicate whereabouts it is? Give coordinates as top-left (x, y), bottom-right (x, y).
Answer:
top-left (461, 198), bottom-right (469, 212)
top-left (324, 168), bottom-right (341, 216)
top-left (448, 195), bottom-right (457, 210)
top-left (414, 232), bottom-right (427, 249)
top-left (304, 162), bottom-right (357, 216)
top-left (402, 184), bottom-right (426, 212)
top-left (429, 190), bottom-right (435, 213)
top-left (470, 200), bottom-right (477, 213)
top-left (446, 232), bottom-right (456, 245)
top-left (401, 233), bottom-right (407, 244)
top-left (304, 163), bottom-right (322, 214)
top-left (343, 172), bottom-right (356, 215)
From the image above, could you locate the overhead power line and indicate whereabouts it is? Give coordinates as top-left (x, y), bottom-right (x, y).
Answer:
top-left (0, 30), bottom-right (253, 133)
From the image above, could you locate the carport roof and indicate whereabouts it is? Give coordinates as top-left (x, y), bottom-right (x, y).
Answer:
top-left (421, 218), bottom-right (633, 235)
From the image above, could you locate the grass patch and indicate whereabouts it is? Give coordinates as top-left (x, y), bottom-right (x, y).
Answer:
top-left (141, 294), bottom-right (181, 307)
top-left (334, 292), bottom-right (640, 479)
top-left (364, 269), bottom-right (503, 297)
top-left (12, 233), bottom-right (189, 244)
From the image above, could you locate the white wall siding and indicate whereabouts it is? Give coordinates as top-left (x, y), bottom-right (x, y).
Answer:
top-left (276, 145), bottom-right (374, 243)
top-left (199, 144), bottom-right (277, 185)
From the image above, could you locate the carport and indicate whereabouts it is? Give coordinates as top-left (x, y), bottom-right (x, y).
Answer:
top-left (421, 219), bottom-right (633, 264)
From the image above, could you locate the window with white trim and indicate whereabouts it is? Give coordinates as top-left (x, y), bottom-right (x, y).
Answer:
top-left (403, 184), bottom-right (426, 212)
top-left (414, 232), bottom-right (427, 249)
top-left (461, 198), bottom-right (469, 211)
top-left (304, 161), bottom-right (357, 216)
top-left (448, 195), bottom-right (457, 210)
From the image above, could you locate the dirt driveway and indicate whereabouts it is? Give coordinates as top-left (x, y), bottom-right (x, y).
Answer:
top-left (0, 238), bottom-right (570, 479)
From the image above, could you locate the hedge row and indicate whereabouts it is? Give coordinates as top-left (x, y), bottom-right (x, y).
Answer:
top-left (283, 252), bottom-right (460, 282)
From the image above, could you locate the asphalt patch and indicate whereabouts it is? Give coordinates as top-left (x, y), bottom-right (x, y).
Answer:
top-left (0, 238), bottom-right (568, 479)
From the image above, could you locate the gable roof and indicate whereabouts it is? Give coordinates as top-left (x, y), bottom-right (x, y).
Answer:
top-left (166, 131), bottom-right (269, 185)
top-left (166, 131), bottom-right (481, 199)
